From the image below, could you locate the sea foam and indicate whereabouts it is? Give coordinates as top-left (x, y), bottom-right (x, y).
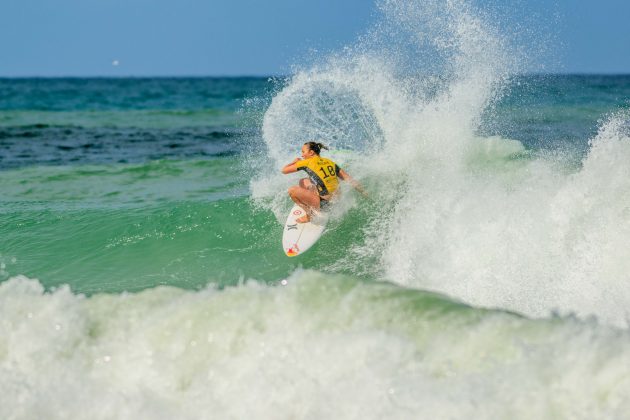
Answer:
top-left (2, 272), bottom-right (630, 419)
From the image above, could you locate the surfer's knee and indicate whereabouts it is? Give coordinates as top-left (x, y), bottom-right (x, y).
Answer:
top-left (288, 186), bottom-right (298, 197)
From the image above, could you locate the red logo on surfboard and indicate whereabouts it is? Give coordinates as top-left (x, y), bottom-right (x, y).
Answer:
top-left (286, 243), bottom-right (300, 256)
top-left (293, 210), bottom-right (302, 215)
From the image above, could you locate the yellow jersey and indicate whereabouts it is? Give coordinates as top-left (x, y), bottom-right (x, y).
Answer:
top-left (295, 156), bottom-right (343, 197)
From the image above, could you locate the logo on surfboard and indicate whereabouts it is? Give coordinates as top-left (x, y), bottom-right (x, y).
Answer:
top-left (286, 243), bottom-right (300, 256)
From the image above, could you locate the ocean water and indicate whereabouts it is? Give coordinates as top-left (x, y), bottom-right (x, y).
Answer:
top-left (2, 1), bottom-right (630, 419)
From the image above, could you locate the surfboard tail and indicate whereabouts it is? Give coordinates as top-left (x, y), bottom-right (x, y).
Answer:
top-left (286, 243), bottom-right (300, 257)
top-left (282, 204), bottom-right (328, 257)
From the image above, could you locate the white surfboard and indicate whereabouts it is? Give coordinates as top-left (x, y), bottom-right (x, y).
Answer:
top-left (282, 204), bottom-right (329, 257)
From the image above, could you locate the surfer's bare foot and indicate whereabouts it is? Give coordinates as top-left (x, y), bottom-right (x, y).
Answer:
top-left (296, 214), bottom-right (310, 223)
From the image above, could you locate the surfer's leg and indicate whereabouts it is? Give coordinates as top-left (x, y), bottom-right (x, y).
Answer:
top-left (299, 178), bottom-right (317, 192)
top-left (288, 185), bottom-right (320, 223)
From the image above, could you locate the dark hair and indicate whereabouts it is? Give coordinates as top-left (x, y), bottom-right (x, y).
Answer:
top-left (304, 141), bottom-right (329, 155)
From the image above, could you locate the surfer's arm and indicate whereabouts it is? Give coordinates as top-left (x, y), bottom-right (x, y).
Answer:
top-left (338, 168), bottom-right (368, 198)
top-left (281, 158), bottom-right (301, 174)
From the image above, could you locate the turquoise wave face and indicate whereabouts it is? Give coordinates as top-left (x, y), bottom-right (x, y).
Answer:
top-left (0, 156), bottom-right (378, 292)
top-left (0, 158), bottom-right (269, 291)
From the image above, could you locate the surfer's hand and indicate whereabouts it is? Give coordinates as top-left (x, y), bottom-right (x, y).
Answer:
top-left (293, 157), bottom-right (301, 163)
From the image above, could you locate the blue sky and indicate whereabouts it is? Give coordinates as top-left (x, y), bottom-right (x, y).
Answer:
top-left (0, 0), bottom-right (628, 76)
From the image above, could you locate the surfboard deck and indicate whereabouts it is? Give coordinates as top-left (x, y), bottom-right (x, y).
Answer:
top-left (282, 204), bottom-right (329, 257)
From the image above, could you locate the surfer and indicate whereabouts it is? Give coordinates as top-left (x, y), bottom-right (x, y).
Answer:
top-left (281, 141), bottom-right (367, 223)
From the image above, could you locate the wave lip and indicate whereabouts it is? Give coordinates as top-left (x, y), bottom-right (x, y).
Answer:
top-left (252, 0), bottom-right (630, 328)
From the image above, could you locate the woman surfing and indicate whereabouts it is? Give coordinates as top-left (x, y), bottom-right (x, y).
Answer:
top-left (281, 141), bottom-right (367, 223)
